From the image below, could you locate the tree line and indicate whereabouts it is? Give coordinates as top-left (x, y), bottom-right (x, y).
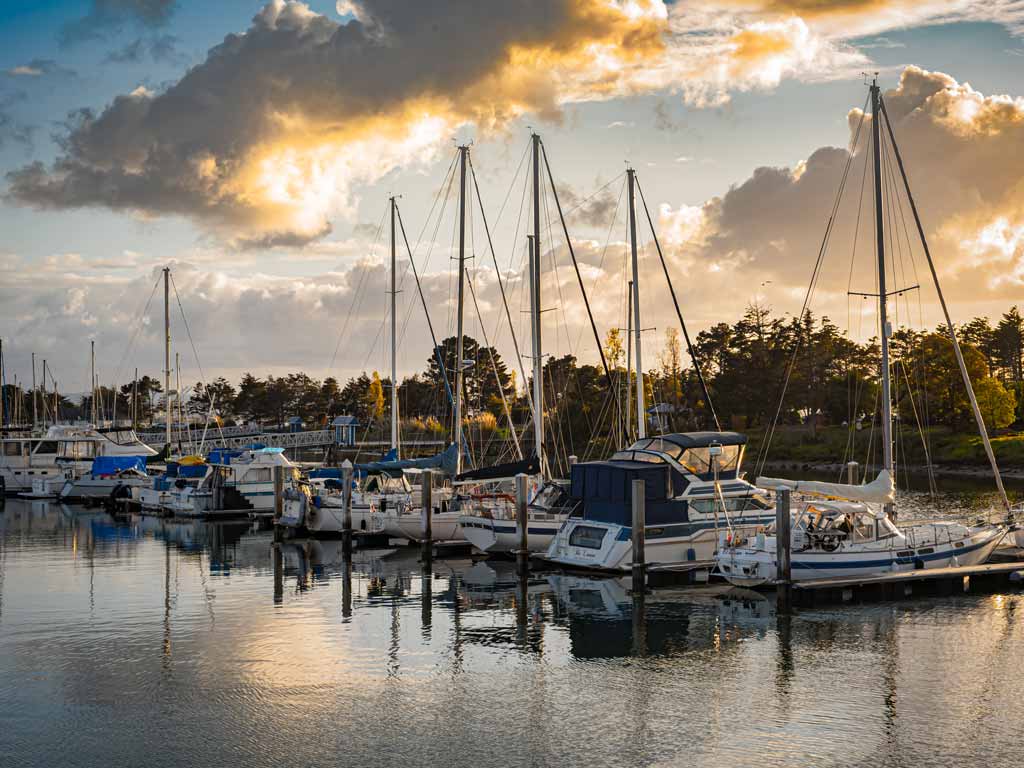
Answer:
top-left (3, 306), bottom-right (1022, 457)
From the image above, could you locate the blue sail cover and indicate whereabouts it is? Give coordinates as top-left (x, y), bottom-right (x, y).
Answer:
top-left (355, 443), bottom-right (460, 476)
top-left (90, 455), bottom-right (148, 476)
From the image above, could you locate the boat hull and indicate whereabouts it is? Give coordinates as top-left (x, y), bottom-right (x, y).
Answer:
top-left (458, 515), bottom-right (564, 554)
top-left (718, 526), bottom-right (1007, 586)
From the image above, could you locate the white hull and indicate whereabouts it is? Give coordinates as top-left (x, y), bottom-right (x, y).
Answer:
top-left (379, 509), bottom-right (463, 543)
top-left (546, 514), bottom-right (774, 572)
top-left (61, 475), bottom-right (150, 500)
top-left (718, 525), bottom-right (1006, 587)
top-left (458, 514), bottom-right (565, 554)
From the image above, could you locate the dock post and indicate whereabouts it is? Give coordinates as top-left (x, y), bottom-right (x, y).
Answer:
top-left (342, 556), bottom-right (353, 619)
top-left (272, 465), bottom-right (284, 542)
top-left (776, 486), bottom-right (792, 614)
top-left (420, 470), bottom-right (433, 563)
top-left (631, 478), bottom-right (646, 593)
top-left (515, 472), bottom-right (529, 573)
top-left (341, 459), bottom-right (353, 555)
top-left (272, 544), bottom-right (283, 605)
top-left (847, 461), bottom-right (858, 485)
top-left (568, 454), bottom-right (578, 467)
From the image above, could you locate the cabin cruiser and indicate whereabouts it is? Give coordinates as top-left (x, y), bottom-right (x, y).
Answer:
top-left (2, 425), bottom-right (156, 495)
top-left (716, 473), bottom-right (1007, 586)
top-left (278, 469), bottom-right (404, 535)
top-left (545, 432), bottom-right (775, 572)
top-left (59, 455), bottom-right (152, 502)
top-left (137, 456), bottom-right (207, 513)
top-left (167, 446), bottom-right (299, 517)
top-left (458, 478), bottom-right (577, 555)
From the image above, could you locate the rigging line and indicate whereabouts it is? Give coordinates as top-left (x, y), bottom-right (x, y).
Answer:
top-left (396, 202), bottom-right (456, 411)
top-left (847, 93), bottom-right (872, 294)
top-left (327, 206), bottom-right (387, 374)
top-left (898, 359), bottom-right (937, 497)
top-left (880, 94), bottom-right (1011, 513)
top-left (109, 273), bottom-right (161, 392)
top-left (467, 154), bottom-right (534, 421)
top-left (541, 140), bottom-right (614, 387)
top-left (634, 175), bottom-right (721, 431)
top-left (755, 103), bottom-right (868, 479)
top-left (541, 178), bottom-right (572, 474)
top-left (169, 273), bottom-right (207, 387)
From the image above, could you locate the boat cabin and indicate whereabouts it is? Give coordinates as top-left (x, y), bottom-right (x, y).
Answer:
top-left (793, 501), bottom-right (898, 552)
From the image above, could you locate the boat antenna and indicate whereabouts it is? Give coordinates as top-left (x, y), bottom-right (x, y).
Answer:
top-left (878, 92), bottom-right (1012, 515)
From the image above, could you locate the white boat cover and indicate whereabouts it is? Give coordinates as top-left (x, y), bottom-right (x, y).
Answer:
top-left (755, 470), bottom-right (895, 504)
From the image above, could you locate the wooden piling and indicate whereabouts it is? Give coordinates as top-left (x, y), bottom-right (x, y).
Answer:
top-left (776, 486), bottom-right (792, 614)
top-left (847, 461), bottom-right (858, 485)
top-left (631, 478), bottom-right (646, 593)
top-left (515, 473), bottom-right (529, 572)
top-left (341, 459), bottom-right (353, 555)
top-left (420, 470), bottom-right (433, 562)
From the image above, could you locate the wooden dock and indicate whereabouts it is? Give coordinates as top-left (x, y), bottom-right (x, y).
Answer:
top-left (789, 560), bottom-right (1024, 607)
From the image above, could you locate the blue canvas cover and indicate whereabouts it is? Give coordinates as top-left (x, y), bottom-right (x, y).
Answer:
top-left (207, 449), bottom-right (242, 465)
top-left (91, 455), bottom-right (147, 476)
top-left (570, 460), bottom-right (688, 526)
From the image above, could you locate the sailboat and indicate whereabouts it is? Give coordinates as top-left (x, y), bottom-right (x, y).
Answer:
top-left (717, 79), bottom-right (1011, 587)
top-left (546, 167), bottom-right (778, 571)
top-left (456, 133), bottom-right (581, 554)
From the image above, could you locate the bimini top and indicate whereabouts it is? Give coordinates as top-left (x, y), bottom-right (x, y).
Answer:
top-left (640, 432), bottom-right (747, 450)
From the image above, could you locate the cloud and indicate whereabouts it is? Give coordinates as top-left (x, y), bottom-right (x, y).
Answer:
top-left (104, 34), bottom-right (184, 65)
top-left (0, 91), bottom-right (35, 150)
top-left (655, 66), bottom-right (1024, 330)
top-left (60, 0), bottom-right (178, 46)
top-left (4, 59), bottom-right (76, 78)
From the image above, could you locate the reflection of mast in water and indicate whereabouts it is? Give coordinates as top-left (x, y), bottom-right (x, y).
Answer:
top-left (342, 553), bottom-right (352, 619)
top-left (774, 610), bottom-right (794, 707)
top-left (162, 540), bottom-right (172, 672)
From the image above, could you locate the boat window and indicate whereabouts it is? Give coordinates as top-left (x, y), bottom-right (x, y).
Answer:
top-left (568, 525), bottom-right (607, 549)
top-left (630, 451), bottom-right (664, 464)
top-left (246, 468), bottom-right (272, 483)
top-left (629, 439), bottom-right (654, 451)
top-left (34, 441), bottom-right (58, 455)
top-left (852, 515), bottom-right (876, 543)
top-left (3, 442), bottom-right (23, 457)
top-left (630, 438), bottom-right (684, 460)
top-left (611, 451), bottom-right (634, 461)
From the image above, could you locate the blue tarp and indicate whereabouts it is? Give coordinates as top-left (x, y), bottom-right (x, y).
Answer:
top-left (91, 455), bottom-right (148, 476)
top-left (208, 448), bottom-right (242, 465)
top-left (355, 443), bottom-right (460, 476)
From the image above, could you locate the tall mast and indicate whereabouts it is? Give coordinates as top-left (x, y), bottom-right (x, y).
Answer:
top-left (164, 267), bottom-right (171, 451)
top-left (871, 80), bottom-right (894, 510)
top-left (0, 337), bottom-right (4, 429)
top-left (528, 235), bottom-right (543, 469)
top-left (531, 132), bottom-right (544, 470)
top-left (53, 380), bottom-right (58, 424)
top-left (627, 168), bottom-right (646, 439)
top-left (90, 340), bottom-right (96, 425)
top-left (41, 360), bottom-right (48, 427)
top-left (626, 279), bottom-right (633, 443)
top-left (453, 146), bottom-right (468, 475)
top-left (133, 367), bottom-right (139, 431)
top-left (31, 352), bottom-right (37, 432)
top-left (389, 195), bottom-right (399, 457)
top-left (176, 351), bottom-right (183, 454)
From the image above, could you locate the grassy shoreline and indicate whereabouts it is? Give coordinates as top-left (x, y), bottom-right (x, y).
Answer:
top-left (746, 425), bottom-right (1024, 478)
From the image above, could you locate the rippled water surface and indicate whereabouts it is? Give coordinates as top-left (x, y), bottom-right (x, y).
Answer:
top-left (1, 492), bottom-right (1023, 768)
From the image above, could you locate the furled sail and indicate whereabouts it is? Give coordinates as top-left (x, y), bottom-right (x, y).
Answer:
top-left (755, 470), bottom-right (894, 504)
top-left (355, 443), bottom-right (460, 476)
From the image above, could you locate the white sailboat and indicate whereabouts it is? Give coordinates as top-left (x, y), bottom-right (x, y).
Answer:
top-left (717, 79), bottom-right (1012, 586)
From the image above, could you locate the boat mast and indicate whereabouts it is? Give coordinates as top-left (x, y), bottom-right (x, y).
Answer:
top-left (0, 337), bottom-right (4, 429)
top-left (871, 79), bottom-right (895, 514)
top-left (627, 168), bottom-right (646, 439)
top-left (41, 360), bottom-right (48, 427)
top-left (453, 145), bottom-right (469, 475)
top-left (31, 352), bottom-right (37, 432)
top-left (133, 367), bottom-right (138, 431)
top-left (528, 235), bottom-right (543, 470)
top-left (626, 279), bottom-right (633, 444)
top-left (164, 267), bottom-right (171, 452)
top-left (90, 340), bottom-right (96, 425)
top-left (389, 195), bottom-right (400, 458)
top-left (531, 132), bottom-right (544, 471)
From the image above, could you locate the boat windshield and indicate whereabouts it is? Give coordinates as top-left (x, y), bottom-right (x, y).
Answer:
top-left (678, 445), bottom-right (741, 475)
top-left (627, 438), bottom-right (685, 460)
top-left (610, 450), bottom-right (664, 463)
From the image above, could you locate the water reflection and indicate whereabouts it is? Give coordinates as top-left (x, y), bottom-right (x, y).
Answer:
top-left (1, 498), bottom-right (1024, 768)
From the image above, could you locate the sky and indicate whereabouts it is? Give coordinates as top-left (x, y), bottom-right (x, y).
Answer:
top-left (2, 0), bottom-right (1024, 398)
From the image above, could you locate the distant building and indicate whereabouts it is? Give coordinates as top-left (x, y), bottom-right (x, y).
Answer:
top-left (332, 415), bottom-right (358, 446)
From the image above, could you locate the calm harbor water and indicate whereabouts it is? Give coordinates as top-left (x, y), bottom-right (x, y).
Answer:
top-left (1, 488), bottom-right (1023, 767)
